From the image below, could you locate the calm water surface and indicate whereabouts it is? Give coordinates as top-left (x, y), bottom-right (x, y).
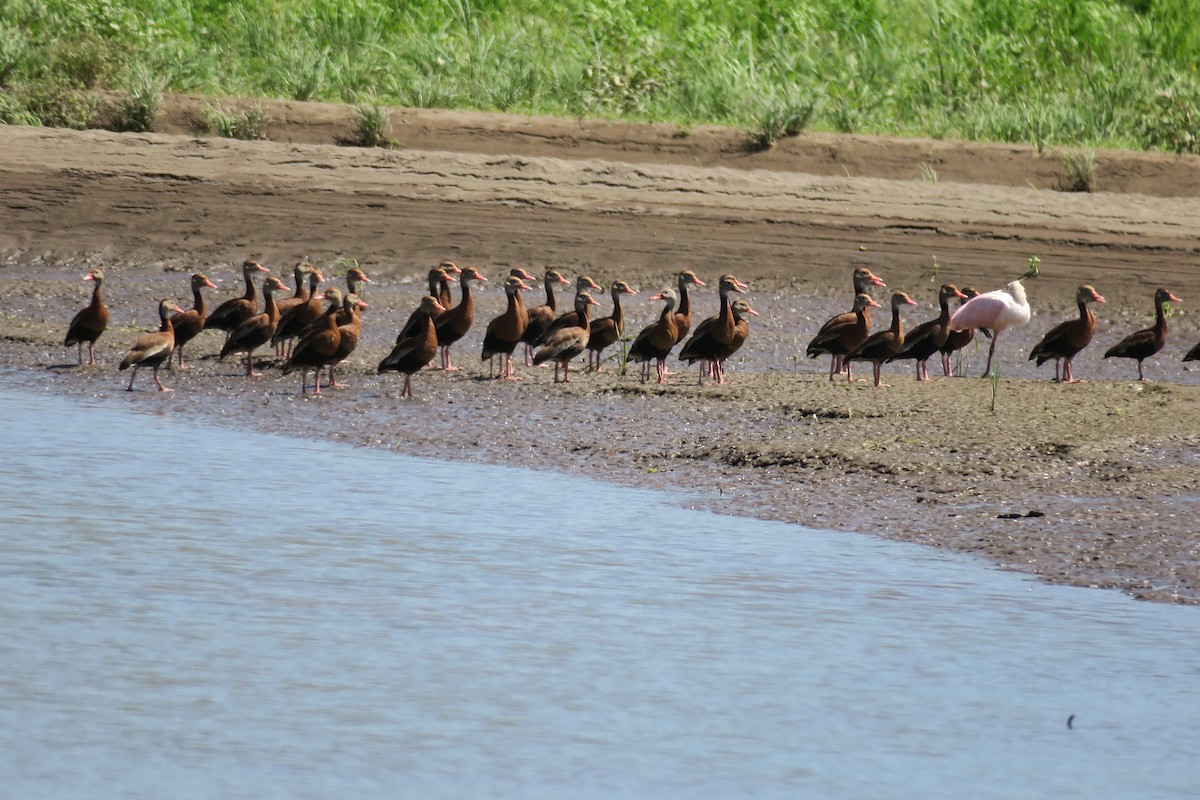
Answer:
top-left (1, 389), bottom-right (1196, 799)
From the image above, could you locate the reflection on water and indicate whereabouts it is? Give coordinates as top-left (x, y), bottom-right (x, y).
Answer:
top-left (0, 390), bottom-right (1196, 799)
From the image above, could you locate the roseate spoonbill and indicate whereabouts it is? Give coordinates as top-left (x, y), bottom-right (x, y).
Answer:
top-left (1029, 284), bottom-right (1105, 383)
top-left (949, 279), bottom-right (1031, 376)
top-left (1104, 288), bottom-right (1181, 381)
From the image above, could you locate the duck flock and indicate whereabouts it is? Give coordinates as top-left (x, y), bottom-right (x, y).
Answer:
top-left (62, 258), bottom-right (1194, 394)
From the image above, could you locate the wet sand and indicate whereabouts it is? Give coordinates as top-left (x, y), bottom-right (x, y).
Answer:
top-left (2, 99), bottom-right (1199, 603)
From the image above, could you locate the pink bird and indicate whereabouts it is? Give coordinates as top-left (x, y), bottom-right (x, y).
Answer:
top-left (949, 279), bottom-right (1031, 376)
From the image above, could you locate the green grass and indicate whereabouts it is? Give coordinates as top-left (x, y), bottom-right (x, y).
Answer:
top-left (2, 0), bottom-right (1200, 152)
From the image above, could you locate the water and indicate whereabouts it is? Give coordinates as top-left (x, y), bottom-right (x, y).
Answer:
top-left (0, 389), bottom-right (1196, 799)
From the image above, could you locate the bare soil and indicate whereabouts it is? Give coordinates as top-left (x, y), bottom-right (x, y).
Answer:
top-left (2, 95), bottom-right (1199, 603)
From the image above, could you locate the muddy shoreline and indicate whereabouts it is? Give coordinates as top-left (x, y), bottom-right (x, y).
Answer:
top-left (2, 112), bottom-right (1199, 603)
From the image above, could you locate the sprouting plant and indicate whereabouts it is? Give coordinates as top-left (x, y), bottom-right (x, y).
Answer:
top-left (200, 102), bottom-right (269, 140)
top-left (919, 162), bottom-right (938, 184)
top-left (990, 366), bottom-right (1000, 412)
top-left (348, 103), bottom-right (392, 148)
top-left (929, 255), bottom-right (942, 283)
top-left (112, 63), bottom-right (164, 133)
top-left (1057, 149), bottom-right (1097, 192)
top-left (1023, 256), bottom-right (1042, 279)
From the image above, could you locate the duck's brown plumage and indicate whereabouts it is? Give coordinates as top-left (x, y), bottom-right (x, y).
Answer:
top-left (282, 288), bottom-right (343, 394)
top-left (1104, 288), bottom-right (1181, 381)
top-left (521, 269), bottom-right (571, 364)
top-left (482, 276), bottom-right (533, 379)
top-left (533, 275), bottom-right (603, 346)
top-left (119, 299), bottom-right (180, 392)
top-left (378, 295), bottom-right (445, 397)
top-left (168, 273), bottom-right (218, 369)
top-left (220, 275), bottom-right (290, 376)
top-left (398, 267), bottom-right (456, 343)
top-left (272, 267), bottom-right (327, 351)
top-left (434, 266), bottom-right (487, 370)
top-left (205, 259), bottom-right (270, 332)
top-left (1029, 284), bottom-right (1106, 383)
top-left (65, 268), bottom-right (109, 365)
top-left (805, 292), bottom-right (881, 380)
top-left (587, 280), bottom-right (636, 371)
top-left (806, 267), bottom-right (887, 379)
top-left (326, 293), bottom-right (368, 388)
top-left (679, 296), bottom-right (757, 384)
top-left (437, 260), bottom-right (461, 310)
top-left (845, 290), bottom-right (917, 387)
top-left (533, 291), bottom-right (599, 383)
top-left (678, 274), bottom-right (749, 382)
top-left (629, 288), bottom-right (680, 383)
top-left (672, 270), bottom-right (706, 345)
top-left (890, 284), bottom-right (968, 380)
top-left (938, 287), bottom-right (985, 376)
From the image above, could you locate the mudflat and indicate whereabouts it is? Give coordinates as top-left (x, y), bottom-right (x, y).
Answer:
top-left (2, 97), bottom-right (1198, 603)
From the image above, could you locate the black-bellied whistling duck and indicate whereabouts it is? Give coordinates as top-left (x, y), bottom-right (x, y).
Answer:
top-left (219, 274), bottom-right (290, 377)
top-left (939, 287), bottom-right (986, 377)
top-left (587, 280), bottom-right (637, 371)
top-left (1029, 284), bottom-right (1106, 383)
top-left (533, 275), bottom-right (604, 347)
top-left (167, 273), bottom-right (218, 370)
top-left (714, 299), bottom-right (760, 384)
top-left (629, 288), bottom-right (679, 384)
top-left (533, 291), bottom-right (599, 383)
top-left (1104, 288), bottom-right (1182, 381)
top-left (806, 267), bottom-right (887, 379)
top-left (678, 297), bottom-right (758, 384)
top-left (205, 259), bottom-right (270, 332)
top-left (434, 266), bottom-right (487, 370)
top-left (328, 267), bottom-right (371, 329)
top-left (678, 273), bottom-right (748, 382)
top-left (398, 267), bottom-right (456, 343)
top-left (437, 260), bottom-right (461, 310)
top-left (522, 269), bottom-right (571, 364)
top-left (326, 293), bottom-right (369, 388)
top-left (672, 270), bottom-right (706, 345)
top-left (272, 260), bottom-right (315, 354)
top-left (949, 278), bottom-right (1032, 377)
top-left (481, 276), bottom-right (534, 379)
top-left (271, 267), bottom-right (327, 357)
top-left (378, 295), bottom-right (445, 398)
top-left (282, 288), bottom-right (343, 395)
top-left (119, 299), bottom-right (180, 392)
top-left (65, 268), bottom-right (109, 365)
top-left (889, 284), bottom-right (968, 380)
top-left (845, 290), bottom-right (917, 387)
top-left (273, 260), bottom-right (315, 347)
top-left (805, 293), bottom-right (881, 382)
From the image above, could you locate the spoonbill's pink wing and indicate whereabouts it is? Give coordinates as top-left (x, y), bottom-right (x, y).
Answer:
top-left (950, 293), bottom-right (1010, 332)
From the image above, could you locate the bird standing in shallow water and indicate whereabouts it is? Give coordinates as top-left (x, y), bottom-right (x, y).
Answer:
top-left (1104, 288), bottom-right (1181, 381)
top-left (65, 268), bottom-right (109, 365)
